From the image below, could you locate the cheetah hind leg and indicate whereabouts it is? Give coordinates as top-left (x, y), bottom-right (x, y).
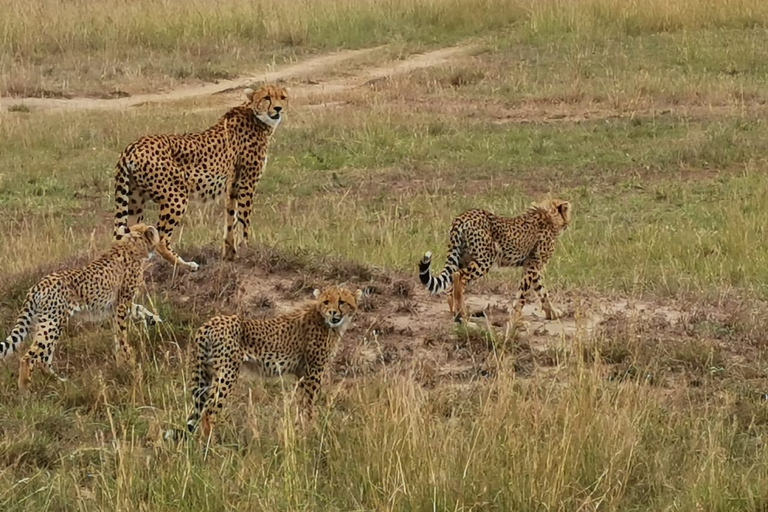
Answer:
top-left (448, 271), bottom-right (469, 322)
top-left (18, 356), bottom-right (32, 393)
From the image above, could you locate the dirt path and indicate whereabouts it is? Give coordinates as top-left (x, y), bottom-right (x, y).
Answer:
top-left (0, 45), bottom-right (475, 113)
top-left (289, 45), bottom-right (476, 97)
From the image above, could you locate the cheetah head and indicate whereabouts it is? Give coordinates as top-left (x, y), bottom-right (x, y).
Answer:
top-left (312, 285), bottom-right (364, 329)
top-left (244, 84), bottom-right (288, 129)
top-left (547, 199), bottom-right (572, 232)
top-left (119, 223), bottom-right (161, 257)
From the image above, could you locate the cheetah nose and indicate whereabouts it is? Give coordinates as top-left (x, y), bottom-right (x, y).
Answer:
top-left (273, 106), bottom-right (283, 113)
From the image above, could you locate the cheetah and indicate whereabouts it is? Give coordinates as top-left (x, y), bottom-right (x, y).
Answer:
top-left (0, 224), bottom-right (162, 392)
top-left (112, 84), bottom-right (288, 272)
top-left (173, 285), bottom-right (362, 440)
top-left (419, 199), bottom-right (571, 325)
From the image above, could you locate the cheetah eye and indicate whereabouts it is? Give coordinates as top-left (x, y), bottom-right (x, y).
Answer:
top-left (264, 96), bottom-right (271, 102)
top-left (323, 300), bottom-right (330, 305)
top-left (339, 300), bottom-right (346, 306)
top-left (280, 95), bottom-right (286, 100)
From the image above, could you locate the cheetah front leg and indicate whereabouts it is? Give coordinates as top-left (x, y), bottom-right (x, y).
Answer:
top-left (534, 270), bottom-right (562, 321)
top-left (295, 348), bottom-right (332, 425)
top-left (231, 174), bottom-right (260, 257)
top-left (156, 192), bottom-right (199, 271)
top-left (130, 303), bottom-right (162, 327)
top-left (511, 261), bottom-right (561, 327)
top-left (297, 373), bottom-right (323, 425)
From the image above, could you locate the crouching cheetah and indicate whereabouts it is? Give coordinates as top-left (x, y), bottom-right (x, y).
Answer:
top-left (1, 224), bottom-right (162, 392)
top-left (419, 199), bottom-right (572, 325)
top-left (113, 84), bottom-right (288, 272)
top-left (171, 285), bottom-right (363, 440)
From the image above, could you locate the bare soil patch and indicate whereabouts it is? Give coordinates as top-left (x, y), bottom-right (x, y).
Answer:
top-left (139, 245), bottom-right (712, 388)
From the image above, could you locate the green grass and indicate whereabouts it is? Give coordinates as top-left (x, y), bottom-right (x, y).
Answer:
top-left (5, 5), bottom-right (768, 510)
top-left (3, 103), bottom-right (768, 295)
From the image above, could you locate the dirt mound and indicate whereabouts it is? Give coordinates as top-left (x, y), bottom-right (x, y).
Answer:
top-left (142, 244), bottom-right (696, 387)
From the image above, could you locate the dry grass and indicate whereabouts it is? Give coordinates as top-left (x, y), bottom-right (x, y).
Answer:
top-left (4, 0), bottom-right (768, 97)
top-left (0, 0), bottom-right (519, 97)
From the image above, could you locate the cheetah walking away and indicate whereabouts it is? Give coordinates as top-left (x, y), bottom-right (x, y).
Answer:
top-left (112, 84), bottom-right (288, 271)
top-left (419, 199), bottom-right (571, 325)
top-left (1, 224), bottom-right (162, 392)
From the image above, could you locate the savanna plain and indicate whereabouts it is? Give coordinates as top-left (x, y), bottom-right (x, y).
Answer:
top-left (4, 0), bottom-right (768, 510)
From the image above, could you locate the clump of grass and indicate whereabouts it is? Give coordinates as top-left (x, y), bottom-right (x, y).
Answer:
top-left (6, 104), bottom-right (30, 113)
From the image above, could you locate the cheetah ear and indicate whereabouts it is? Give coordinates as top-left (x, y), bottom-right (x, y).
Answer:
top-left (313, 289), bottom-right (321, 299)
top-left (355, 289), bottom-right (364, 300)
top-left (244, 88), bottom-right (255, 101)
top-left (145, 225), bottom-right (160, 246)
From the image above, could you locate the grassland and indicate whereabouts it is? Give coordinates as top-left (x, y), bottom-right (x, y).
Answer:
top-left (4, 1), bottom-right (768, 510)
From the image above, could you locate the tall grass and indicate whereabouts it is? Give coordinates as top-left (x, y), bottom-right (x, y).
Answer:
top-left (527, 0), bottom-right (768, 36)
top-left (2, 352), bottom-right (768, 511)
top-left (3, 0), bottom-right (767, 56)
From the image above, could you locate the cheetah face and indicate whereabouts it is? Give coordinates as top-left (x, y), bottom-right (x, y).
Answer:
top-left (123, 223), bottom-right (161, 255)
top-left (549, 199), bottom-right (572, 231)
top-left (313, 286), bottom-right (363, 329)
top-left (244, 84), bottom-right (288, 129)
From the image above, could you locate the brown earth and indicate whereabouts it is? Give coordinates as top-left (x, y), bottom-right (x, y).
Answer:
top-left (138, 245), bottom-right (733, 390)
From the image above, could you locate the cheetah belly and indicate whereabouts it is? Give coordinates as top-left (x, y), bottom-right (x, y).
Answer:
top-left (188, 170), bottom-right (229, 202)
top-left (67, 286), bottom-right (118, 324)
top-left (242, 352), bottom-right (302, 379)
top-left (69, 298), bottom-right (115, 323)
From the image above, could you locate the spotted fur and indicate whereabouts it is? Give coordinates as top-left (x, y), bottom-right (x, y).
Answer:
top-left (174, 285), bottom-right (363, 440)
top-left (419, 199), bottom-right (572, 322)
top-left (1, 224), bottom-right (162, 391)
top-left (112, 85), bottom-right (288, 271)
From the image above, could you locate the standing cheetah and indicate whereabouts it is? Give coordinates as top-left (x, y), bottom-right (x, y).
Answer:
top-left (112, 84), bottom-right (288, 271)
top-left (419, 199), bottom-right (571, 324)
top-left (1, 224), bottom-right (162, 391)
top-left (172, 285), bottom-right (363, 440)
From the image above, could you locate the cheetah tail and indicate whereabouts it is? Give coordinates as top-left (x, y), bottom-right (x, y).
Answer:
top-left (419, 240), bottom-right (462, 295)
top-left (113, 153), bottom-right (133, 241)
top-left (0, 297), bottom-right (36, 359)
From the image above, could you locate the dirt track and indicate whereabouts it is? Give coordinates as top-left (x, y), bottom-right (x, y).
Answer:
top-left (0, 45), bottom-right (475, 113)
